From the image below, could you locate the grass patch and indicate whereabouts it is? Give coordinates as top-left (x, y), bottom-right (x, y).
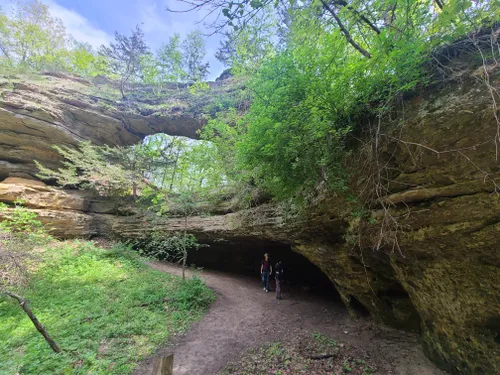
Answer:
top-left (0, 241), bottom-right (214, 375)
top-left (220, 331), bottom-right (378, 375)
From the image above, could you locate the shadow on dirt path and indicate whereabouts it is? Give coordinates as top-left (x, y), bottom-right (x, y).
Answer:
top-left (132, 262), bottom-right (444, 375)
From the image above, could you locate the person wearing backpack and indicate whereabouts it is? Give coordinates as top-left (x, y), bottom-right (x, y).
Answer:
top-left (261, 253), bottom-right (272, 293)
top-left (275, 260), bottom-right (284, 300)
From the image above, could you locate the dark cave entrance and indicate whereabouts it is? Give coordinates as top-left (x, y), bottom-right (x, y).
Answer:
top-left (187, 237), bottom-right (341, 300)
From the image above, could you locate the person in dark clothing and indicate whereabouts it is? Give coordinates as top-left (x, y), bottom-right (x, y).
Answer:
top-left (260, 253), bottom-right (272, 293)
top-left (275, 261), bottom-right (283, 300)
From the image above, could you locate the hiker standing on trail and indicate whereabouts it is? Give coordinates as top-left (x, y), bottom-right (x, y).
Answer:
top-left (261, 253), bottom-right (272, 293)
top-left (275, 261), bottom-right (283, 300)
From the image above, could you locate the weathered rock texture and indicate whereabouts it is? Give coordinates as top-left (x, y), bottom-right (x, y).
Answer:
top-left (1, 63), bottom-right (499, 374)
top-left (0, 73), bottom-right (236, 179)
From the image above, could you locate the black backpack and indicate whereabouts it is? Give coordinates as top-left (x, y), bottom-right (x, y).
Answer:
top-left (275, 262), bottom-right (284, 281)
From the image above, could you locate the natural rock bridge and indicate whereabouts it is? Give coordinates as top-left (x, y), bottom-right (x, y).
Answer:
top-left (1, 61), bottom-right (500, 374)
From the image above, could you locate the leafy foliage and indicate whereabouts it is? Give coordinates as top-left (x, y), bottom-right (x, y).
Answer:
top-left (35, 141), bottom-right (174, 198)
top-left (216, 6), bottom-right (278, 74)
top-left (0, 241), bottom-right (214, 374)
top-left (138, 30), bottom-right (211, 91)
top-left (139, 231), bottom-right (202, 262)
top-left (0, 200), bottom-right (45, 236)
top-left (141, 134), bottom-right (230, 197)
top-left (7, 0), bottom-right (500, 213)
top-left (140, 53), bottom-right (164, 94)
top-left (171, 276), bottom-right (216, 311)
top-left (200, 108), bottom-right (248, 184)
top-left (98, 25), bottom-right (150, 97)
top-left (70, 42), bottom-right (110, 77)
top-left (182, 29), bottom-right (210, 82)
top-left (0, 0), bottom-right (70, 71)
top-left (189, 80), bottom-right (211, 94)
top-left (0, 1), bottom-right (218, 86)
top-left (157, 34), bottom-right (185, 82)
top-left (135, 190), bottom-right (207, 278)
top-left (193, 0), bottom-right (500, 202)
top-left (0, 201), bottom-right (61, 352)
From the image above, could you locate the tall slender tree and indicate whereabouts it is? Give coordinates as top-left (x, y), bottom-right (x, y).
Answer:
top-left (157, 34), bottom-right (185, 82)
top-left (99, 25), bottom-right (150, 98)
top-left (182, 30), bottom-right (210, 82)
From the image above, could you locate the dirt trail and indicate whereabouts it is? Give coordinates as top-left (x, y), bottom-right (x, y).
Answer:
top-left (132, 262), bottom-right (444, 375)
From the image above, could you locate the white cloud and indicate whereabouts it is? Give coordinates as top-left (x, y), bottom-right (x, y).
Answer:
top-left (138, 0), bottom-right (193, 50)
top-left (45, 0), bottom-right (112, 49)
top-left (0, 0), bottom-right (111, 48)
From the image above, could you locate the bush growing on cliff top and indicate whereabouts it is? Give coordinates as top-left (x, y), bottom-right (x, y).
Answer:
top-left (197, 0), bottom-right (499, 202)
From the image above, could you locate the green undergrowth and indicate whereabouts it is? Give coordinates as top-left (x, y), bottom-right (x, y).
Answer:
top-left (0, 241), bottom-right (215, 375)
top-left (220, 332), bottom-right (378, 375)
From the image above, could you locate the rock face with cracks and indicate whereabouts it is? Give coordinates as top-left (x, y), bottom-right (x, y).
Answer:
top-left (0, 72), bottom-right (238, 179)
top-left (0, 64), bottom-right (499, 374)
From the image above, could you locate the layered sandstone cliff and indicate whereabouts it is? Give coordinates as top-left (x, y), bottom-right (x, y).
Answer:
top-left (0, 72), bottom-right (238, 179)
top-left (0, 62), bottom-right (499, 374)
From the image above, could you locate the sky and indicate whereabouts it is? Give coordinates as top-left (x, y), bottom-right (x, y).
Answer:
top-left (0, 0), bottom-right (226, 80)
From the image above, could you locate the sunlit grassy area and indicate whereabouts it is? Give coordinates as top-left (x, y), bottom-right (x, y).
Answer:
top-left (0, 241), bottom-right (214, 375)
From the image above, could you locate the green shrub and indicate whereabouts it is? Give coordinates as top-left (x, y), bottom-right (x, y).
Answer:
top-left (171, 276), bottom-right (216, 311)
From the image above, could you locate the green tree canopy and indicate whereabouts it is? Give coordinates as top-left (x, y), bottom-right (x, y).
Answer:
top-left (0, 0), bottom-right (70, 70)
top-left (188, 0), bottom-right (500, 201)
top-left (182, 30), bottom-right (210, 81)
top-left (99, 25), bottom-right (150, 97)
top-left (157, 34), bottom-right (185, 82)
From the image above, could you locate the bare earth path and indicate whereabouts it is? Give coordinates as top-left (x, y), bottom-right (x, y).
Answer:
top-left (132, 262), bottom-right (444, 375)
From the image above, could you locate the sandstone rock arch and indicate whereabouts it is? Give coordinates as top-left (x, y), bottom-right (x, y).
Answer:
top-left (0, 74), bottom-right (226, 180)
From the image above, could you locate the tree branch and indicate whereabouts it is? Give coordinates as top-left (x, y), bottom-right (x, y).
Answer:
top-left (310, 353), bottom-right (337, 360)
top-left (333, 0), bottom-right (381, 34)
top-left (4, 290), bottom-right (62, 353)
top-left (0, 41), bottom-right (11, 61)
top-left (434, 0), bottom-right (444, 10)
top-left (320, 0), bottom-right (371, 58)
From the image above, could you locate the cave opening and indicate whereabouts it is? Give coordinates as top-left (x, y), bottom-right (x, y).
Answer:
top-left (187, 237), bottom-right (342, 300)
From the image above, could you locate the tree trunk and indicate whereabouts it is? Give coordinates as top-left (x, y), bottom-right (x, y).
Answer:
top-left (0, 43), bottom-right (11, 62)
top-left (182, 217), bottom-right (188, 280)
top-left (5, 291), bottom-right (62, 353)
top-left (181, 236), bottom-right (187, 280)
top-left (152, 354), bottom-right (174, 375)
top-left (333, 0), bottom-right (381, 34)
top-left (182, 252), bottom-right (186, 280)
top-left (121, 61), bottom-right (133, 99)
top-left (132, 182), bottom-right (137, 199)
top-left (120, 79), bottom-right (126, 98)
top-left (169, 148), bottom-right (182, 191)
